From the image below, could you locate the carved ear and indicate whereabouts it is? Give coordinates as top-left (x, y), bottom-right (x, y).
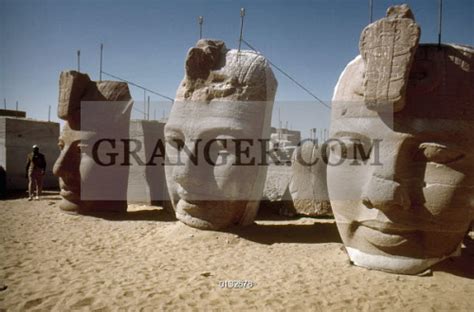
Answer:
top-left (185, 47), bottom-right (213, 80)
top-left (359, 5), bottom-right (420, 112)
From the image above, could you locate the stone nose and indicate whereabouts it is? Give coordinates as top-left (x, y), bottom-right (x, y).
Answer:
top-left (359, 136), bottom-right (412, 211)
top-left (53, 148), bottom-right (68, 177)
top-left (53, 144), bottom-right (79, 181)
top-left (361, 174), bottom-right (411, 211)
top-left (172, 141), bottom-right (203, 189)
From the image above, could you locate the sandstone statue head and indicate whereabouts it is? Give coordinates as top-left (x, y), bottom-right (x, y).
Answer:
top-left (53, 71), bottom-right (132, 214)
top-left (164, 39), bottom-right (277, 230)
top-left (289, 140), bottom-right (332, 217)
top-left (329, 5), bottom-right (474, 274)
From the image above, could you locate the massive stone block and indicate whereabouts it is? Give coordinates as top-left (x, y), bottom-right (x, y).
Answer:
top-left (165, 39), bottom-right (277, 230)
top-left (289, 141), bottom-right (332, 217)
top-left (263, 165), bottom-right (292, 202)
top-left (127, 119), bottom-right (167, 205)
top-left (261, 164), bottom-right (295, 217)
top-left (330, 5), bottom-right (474, 275)
top-left (359, 4), bottom-right (420, 112)
top-left (58, 71), bottom-right (90, 123)
top-left (58, 71), bottom-right (132, 130)
top-left (54, 70), bottom-right (133, 215)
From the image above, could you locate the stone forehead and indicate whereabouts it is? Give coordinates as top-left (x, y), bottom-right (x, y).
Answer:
top-left (167, 100), bottom-right (270, 134)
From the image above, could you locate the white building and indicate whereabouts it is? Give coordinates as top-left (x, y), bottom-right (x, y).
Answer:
top-left (0, 110), bottom-right (60, 193)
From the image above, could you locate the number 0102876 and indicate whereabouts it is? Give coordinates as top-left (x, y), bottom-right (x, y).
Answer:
top-left (218, 280), bottom-right (255, 289)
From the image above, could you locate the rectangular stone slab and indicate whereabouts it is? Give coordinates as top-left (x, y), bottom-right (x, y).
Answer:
top-left (359, 15), bottom-right (420, 112)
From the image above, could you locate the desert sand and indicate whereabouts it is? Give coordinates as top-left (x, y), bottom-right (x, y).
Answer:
top-left (1, 192), bottom-right (473, 311)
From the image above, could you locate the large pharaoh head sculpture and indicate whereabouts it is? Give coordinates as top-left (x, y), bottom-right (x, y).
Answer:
top-left (164, 39), bottom-right (277, 230)
top-left (329, 5), bottom-right (474, 274)
top-left (53, 71), bottom-right (133, 214)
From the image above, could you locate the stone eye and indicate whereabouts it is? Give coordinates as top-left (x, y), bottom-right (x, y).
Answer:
top-left (414, 143), bottom-right (464, 164)
top-left (165, 136), bottom-right (185, 151)
top-left (58, 140), bottom-right (65, 151)
top-left (329, 138), bottom-right (371, 161)
top-left (77, 143), bottom-right (89, 153)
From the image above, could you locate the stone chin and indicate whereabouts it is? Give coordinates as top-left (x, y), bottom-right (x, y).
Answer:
top-left (58, 197), bottom-right (82, 214)
top-left (345, 246), bottom-right (461, 275)
top-left (175, 199), bottom-right (248, 230)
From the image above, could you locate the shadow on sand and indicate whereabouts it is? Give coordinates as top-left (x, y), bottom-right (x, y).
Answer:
top-left (4, 189), bottom-right (61, 200)
top-left (8, 190), bottom-right (473, 279)
top-left (69, 208), bottom-right (177, 222)
top-left (230, 222), bottom-right (342, 245)
top-left (431, 235), bottom-right (474, 279)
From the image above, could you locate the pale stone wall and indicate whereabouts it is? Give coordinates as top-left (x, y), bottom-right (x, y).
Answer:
top-left (0, 117), bottom-right (59, 191)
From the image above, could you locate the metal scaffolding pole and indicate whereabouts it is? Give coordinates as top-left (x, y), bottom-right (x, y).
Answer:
top-left (438, 0), bottom-right (443, 47)
top-left (77, 50), bottom-right (81, 72)
top-left (238, 8), bottom-right (245, 52)
top-left (369, 0), bottom-right (373, 23)
top-left (147, 96), bottom-right (150, 120)
top-left (99, 43), bottom-right (103, 81)
top-left (198, 16), bottom-right (204, 39)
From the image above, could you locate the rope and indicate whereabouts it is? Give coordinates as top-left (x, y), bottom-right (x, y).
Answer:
top-left (101, 71), bottom-right (174, 102)
top-left (241, 38), bottom-right (330, 110)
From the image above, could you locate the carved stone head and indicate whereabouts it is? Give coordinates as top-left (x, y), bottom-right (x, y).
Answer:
top-left (329, 6), bottom-right (474, 274)
top-left (164, 39), bottom-right (277, 230)
top-left (53, 71), bottom-right (132, 214)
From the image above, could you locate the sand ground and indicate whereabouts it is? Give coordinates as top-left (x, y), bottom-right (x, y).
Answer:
top-left (1, 191), bottom-right (473, 311)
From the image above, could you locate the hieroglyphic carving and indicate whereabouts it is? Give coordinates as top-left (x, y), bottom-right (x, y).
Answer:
top-left (359, 4), bottom-right (420, 112)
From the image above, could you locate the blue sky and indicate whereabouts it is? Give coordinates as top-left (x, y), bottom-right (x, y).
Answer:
top-left (1, 0), bottom-right (473, 138)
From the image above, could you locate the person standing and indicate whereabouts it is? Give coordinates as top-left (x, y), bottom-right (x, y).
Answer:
top-left (26, 145), bottom-right (46, 201)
